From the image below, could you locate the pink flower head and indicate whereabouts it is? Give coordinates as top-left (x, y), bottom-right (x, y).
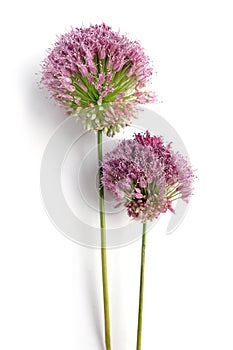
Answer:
top-left (102, 131), bottom-right (195, 222)
top-left (41, 23), bottom-right (156, 136)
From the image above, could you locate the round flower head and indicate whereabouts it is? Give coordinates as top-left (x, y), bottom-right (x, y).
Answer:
top-left (41, 23), bottom-right (156, 136)
top-left (102, 131), bottom-right (194, 222)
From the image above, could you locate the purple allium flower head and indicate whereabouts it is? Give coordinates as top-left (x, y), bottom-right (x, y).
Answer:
top-left (102, 131), bottom-right (195, 222)
top-left (41, 23), bottom-right (156, 136)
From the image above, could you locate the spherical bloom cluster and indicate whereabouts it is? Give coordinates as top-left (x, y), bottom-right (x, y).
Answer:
top-left (102, 131), bottom-right (194, 222)
top-left (41, 23), bottom-right (156, 136)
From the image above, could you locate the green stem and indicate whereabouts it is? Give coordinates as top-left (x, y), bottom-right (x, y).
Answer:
top-left (98, 130), bottom-right (111, 350)
top-left (136, 222), bottom-right (147, 350)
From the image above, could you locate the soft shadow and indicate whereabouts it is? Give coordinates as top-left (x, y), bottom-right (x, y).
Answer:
top-left (21, 60), bottom-right (67, 132)
top-left (23, 59), bottom-right (103, 346)
top-left (73, 246), bottom-right (104, 349)
top-left (84, 253), bottom-right (104, 347)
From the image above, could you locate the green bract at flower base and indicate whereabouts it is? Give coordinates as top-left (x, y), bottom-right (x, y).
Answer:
top-left (78, 102), bottom-right (139, 137)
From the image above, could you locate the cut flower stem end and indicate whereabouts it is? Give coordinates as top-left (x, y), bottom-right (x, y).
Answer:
top-left (137, 222), bottom-right (147, 350)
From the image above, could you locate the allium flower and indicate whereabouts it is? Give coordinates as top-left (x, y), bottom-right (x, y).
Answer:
top-left (134, 131), bottom-right (194, 202)
top-left (41, 23), bottom-right (156, 136)
top-left (102, 131), bottom-right (194, 222)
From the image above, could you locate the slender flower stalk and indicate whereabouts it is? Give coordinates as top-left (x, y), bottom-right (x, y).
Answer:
top-left (137, 222), bottom-right (147, 350)
top-left (102, 131), bottom-right (195, 349)
top-left (98, 130), bottom-right (111, 350)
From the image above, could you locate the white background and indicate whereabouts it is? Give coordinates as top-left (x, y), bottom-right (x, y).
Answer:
top-left (1, 0), bottom-right (233, 349)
